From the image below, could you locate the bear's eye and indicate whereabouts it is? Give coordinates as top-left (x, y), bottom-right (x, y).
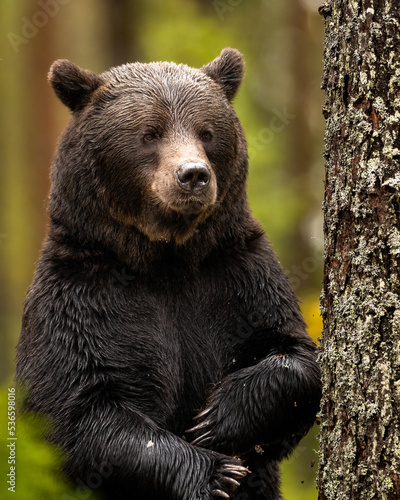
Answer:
top-left (143, 131), bottom-right (161, 143)
top-left (200, 129), bottom-right (213, 143)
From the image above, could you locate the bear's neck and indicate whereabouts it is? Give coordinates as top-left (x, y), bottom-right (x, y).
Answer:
top-left (47, 192), bottom-right (262, 275)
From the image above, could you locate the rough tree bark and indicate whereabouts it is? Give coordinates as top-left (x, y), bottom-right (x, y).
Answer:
top-left (318, 0), bottom-right (400, 498)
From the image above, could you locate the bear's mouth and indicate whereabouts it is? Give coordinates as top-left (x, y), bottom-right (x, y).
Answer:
top-left (168, 199), bottom-right (206, 216)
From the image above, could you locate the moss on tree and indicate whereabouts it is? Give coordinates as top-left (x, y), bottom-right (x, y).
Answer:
top-left (318, 0), bottom-right (400, 498)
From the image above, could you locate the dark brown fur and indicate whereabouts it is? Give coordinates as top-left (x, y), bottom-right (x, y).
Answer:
top-left (17, 49), bottom-right (321, 500)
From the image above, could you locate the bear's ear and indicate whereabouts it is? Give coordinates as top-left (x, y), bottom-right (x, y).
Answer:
top-left (48, 59), bottom-right (105, 112)
top-left (201, 48), bottom-right (244, 101)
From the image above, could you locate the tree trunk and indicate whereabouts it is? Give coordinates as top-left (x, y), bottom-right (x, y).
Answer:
top-left (103, 0), bottom-right (141, 66)
top-left (318, 0), bottom-right (400, 498)
top-left (287, 0), bottom-right (316, 281)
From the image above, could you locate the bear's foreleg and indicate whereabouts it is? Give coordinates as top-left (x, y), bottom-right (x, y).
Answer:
top-left (188, 344), bottom-right (321, 458)
top-left (63, 407), bottom-right (248, 499)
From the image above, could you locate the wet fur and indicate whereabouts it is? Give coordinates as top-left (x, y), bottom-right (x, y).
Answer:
top-left (17, 49), bottom-right (321, 499)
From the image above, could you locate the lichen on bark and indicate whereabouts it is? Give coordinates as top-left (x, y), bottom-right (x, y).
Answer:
top-left (318, 0), bottom-right (400, 498)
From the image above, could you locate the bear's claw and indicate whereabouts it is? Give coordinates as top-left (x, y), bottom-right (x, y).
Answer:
top-left (209, 459), bottom-right (249, 499)
top-left (194, 407), bottom-right (212, 420)
top-left (191, 429), bottom-right (213, 446)
top-left (212, 490), bottom-right (230, 499)
top-left (187, 411), bottom-right (217, 448)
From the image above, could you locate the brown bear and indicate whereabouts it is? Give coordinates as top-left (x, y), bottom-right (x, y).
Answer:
top-left (17, 48), bottom-right (321, 499)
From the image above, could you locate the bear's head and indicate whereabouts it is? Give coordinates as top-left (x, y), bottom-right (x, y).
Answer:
top-left (48, 49), bottom-right (249, 250)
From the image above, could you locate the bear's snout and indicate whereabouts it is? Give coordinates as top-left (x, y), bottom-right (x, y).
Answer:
top-left (175, 161), bottom-right (211, 194)
top-left (151, 145), bottom-right (218, 221)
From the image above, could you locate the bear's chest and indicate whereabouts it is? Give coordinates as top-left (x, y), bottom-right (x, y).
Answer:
top-left (92, 260), bottom-right (272, 432)
top-left (103, 274), bottom-right (236, 428)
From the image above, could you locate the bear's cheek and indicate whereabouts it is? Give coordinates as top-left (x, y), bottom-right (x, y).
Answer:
top-left (98, 155), bottom-right (156, 227)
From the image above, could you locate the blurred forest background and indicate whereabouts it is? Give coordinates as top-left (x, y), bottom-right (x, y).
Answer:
top-left (0, 0), bottom-right (325, 498)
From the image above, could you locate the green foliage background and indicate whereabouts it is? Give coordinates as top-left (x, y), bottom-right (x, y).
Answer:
top-left (0, 389), bottom-right (81, 499)
top-left (0, 0), bottom-right (324, 498)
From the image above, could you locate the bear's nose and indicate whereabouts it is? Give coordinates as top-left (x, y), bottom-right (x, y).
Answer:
top-left (176, 162), bottom-right (211, 193)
